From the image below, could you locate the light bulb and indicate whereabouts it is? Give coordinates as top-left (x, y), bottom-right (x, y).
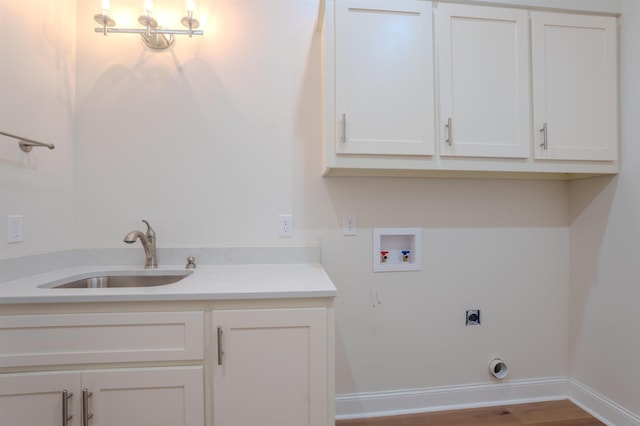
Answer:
top-left (94, 0), bottom-right (114, 33)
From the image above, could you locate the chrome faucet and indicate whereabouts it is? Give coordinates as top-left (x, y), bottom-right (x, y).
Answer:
top-left (124, 220), bottom-right (158, 269)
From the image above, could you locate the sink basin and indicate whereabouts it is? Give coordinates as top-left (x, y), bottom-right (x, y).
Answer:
top-left (50, 272), bottom-right (191, 289)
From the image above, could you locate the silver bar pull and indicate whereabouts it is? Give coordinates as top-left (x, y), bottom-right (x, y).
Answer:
top-left (62, 390), bottom-right (73, 426)
top-left (340, 113), bottom-right (346, 143)
top-left (445, 117), bottom-right (452, 146)
top-left (217, 326), bottom-right (224, 366)
top-left (82, 389), bottom-right (93, 426)
top-left (540, 122), bottom-right (548, 150)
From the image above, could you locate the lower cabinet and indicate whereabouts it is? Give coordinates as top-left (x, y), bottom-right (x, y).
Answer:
top-left (0, 311), bottom-right (206, 426)
top-left (0, 302), bottom-right (335, 426)
top-left (0, 366), bottom-right (204, 426)
top-left (212, 308), bottom-right (329, 426)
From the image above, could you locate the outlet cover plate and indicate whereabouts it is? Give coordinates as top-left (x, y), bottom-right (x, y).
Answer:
top-left (278, 214), bottom-right (293, 237)
top-left (8, 215), bottom-right (23, 243)
top-left (466, 309), bottom-right (481, 326)
top-left (343, 214), bottom-right (357, 236)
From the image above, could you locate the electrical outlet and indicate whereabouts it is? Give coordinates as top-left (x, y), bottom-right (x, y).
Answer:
top-left (278, 214), bottom-right (293, 237)
top-left (342, 214), bottom-right (357, 236)
top-left (466, 309), bottom-right (481, 326)
top-left (8, 215), bottom-right (23, 243)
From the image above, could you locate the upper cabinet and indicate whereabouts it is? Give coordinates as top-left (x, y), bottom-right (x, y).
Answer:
top-left (334, 0), bottom-right (435, 156)
top-left (320, 0), bottom-right (619, 178)
top-left (437, 4), bottom-right (530, 159)
top-left (531, 12), bottom-right (618, 161)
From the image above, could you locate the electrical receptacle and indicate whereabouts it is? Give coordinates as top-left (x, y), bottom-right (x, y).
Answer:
top-left (278, 214), bottom-right (293, 237)
top-left (342, 214), bottom-right (357, 236)
top-left (7, 215), bottom-right (23, 243)
top-left (466, 309), bottom-right (481, 326)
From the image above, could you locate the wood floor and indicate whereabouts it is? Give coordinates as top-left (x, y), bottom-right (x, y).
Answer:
top-left (335, 400), bottom-right (604, 426)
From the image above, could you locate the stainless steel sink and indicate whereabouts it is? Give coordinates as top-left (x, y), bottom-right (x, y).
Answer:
top-left (51, 273), bottom-right (190, 289)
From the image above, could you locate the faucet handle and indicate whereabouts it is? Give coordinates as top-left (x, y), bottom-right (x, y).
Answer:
top-left (141, 220), bottom-right (156, 239)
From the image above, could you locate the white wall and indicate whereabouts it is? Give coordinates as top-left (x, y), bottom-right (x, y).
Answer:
top-left (568, 0), bottom-right (640, 416)
top-left (1, 0), bottom-right (636, 418)
top-left (0, 0), bottom-right (76, 257)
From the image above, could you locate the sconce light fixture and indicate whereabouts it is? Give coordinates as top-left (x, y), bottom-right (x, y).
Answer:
top-left (94, 0), bottom-right (203, 50)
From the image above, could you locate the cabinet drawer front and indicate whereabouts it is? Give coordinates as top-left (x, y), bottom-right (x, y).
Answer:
top-left (0, 312), bottom-right (204, 367)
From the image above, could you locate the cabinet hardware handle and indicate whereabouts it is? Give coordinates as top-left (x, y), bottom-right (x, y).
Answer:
top-left (62, 390), bottom-right (73, 426)
top-left (82, 389), bottom-right (93, 426)
top-left (446, 117), bottom-right (452, 146)
top-left (341, 113), bottom-right (347, 143)
top-left (540, 122), bottom-right (548, 150)
top-left (217, 326), bottom-right (224, 366)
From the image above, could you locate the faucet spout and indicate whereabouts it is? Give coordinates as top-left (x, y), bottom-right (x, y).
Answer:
top-left (123, 220), bottom-right (158, 269)
top-left (124, 230), bottom-right (146, 244)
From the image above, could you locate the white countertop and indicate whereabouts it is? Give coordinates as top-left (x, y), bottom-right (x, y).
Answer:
top-left (0, 264), bottom-right (337, 304)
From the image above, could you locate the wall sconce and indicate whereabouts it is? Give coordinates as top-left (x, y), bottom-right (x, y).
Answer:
top-left (94, 0), bottom-right (203, 50)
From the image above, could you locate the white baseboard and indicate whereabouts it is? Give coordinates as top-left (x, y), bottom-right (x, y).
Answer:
top-left (568, 378), bottom-right (640, 426)
top-left (336, 377), bottom-right (567, 420)
top-left (336, 377), bottom-right (640, 426)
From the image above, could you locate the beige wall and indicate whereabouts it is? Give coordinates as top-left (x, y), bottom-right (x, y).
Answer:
top-left (70, 0), bottom-right (570, 392)
top-left (0, 0), bottom-right (76, 257)
top-left (568, 0), bottom-right (640, 415)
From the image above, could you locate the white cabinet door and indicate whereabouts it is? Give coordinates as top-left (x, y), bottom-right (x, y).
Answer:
top-left (334, 0), bottom-right (435, 156)
top-left (82, 367), bottom-right (204, 426)
top-left (212, 308), bottom-right (328, 426)
top-left (531, 12), bottom-right (617, 161)
top-left (437, 4), bottom-right (531, 158)
top-left (0, 371), bottom-right (80, 426)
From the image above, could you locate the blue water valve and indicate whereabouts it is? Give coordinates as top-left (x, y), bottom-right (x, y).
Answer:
top-left (402, 250), bottom-right (411, 262)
